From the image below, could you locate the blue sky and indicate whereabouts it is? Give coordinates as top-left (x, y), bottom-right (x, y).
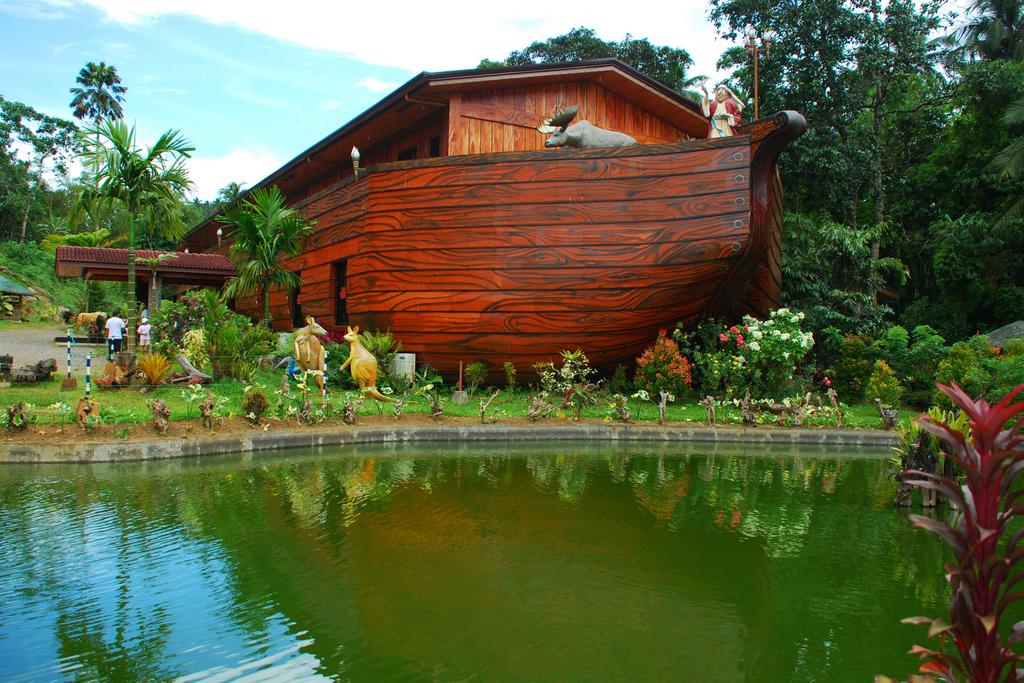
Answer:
top-left (0, 0), bottom-right (737, 199)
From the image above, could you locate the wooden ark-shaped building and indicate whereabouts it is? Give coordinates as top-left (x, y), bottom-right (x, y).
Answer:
top-left (183, 59), bottom-right (805, 377)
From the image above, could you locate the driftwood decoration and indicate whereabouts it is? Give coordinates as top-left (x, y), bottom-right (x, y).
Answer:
top-left (479, 390), bottom-right (501, 424)
top-left (827, 388), bottom-right (843, 428)
top-left (528, 394), bottom-right (554, 422)
top-left (11, 358), bottom-right (57, 383)
top-left (740, 390), bottom-right (757, 426)
top-left (875, 398), bottom-right (899, 430)
top-left (174, 354), bottom-right (212, 384)
top-left (149, 399), bottom-right (171, 434)
top-left (76, 396), bottom-right (98, 430)
top-left (657, 390), bottom-right (671, 425)
top-left (200, 394), bottom-right (215, 430)
top-left (426, 392), bottom-right (444, 421)
top-left (5, 402), bottom-right (27, 432)
top-left (700, 396), bottom-right (717, 426)
top-left (342, 396), bottom-right (363, 425)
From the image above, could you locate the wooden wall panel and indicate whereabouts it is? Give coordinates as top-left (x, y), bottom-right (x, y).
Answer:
top-left (448, 79), bottom-right (693, 155)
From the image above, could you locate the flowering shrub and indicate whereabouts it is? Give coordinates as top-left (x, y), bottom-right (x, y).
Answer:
top-left (150, 293), bottom-right (210, 357)
top-left (740, 308), bottom-right (815, 397)
top-left (867, 359), bottom-right (904, 407)
top-left (634, 330), bottom-right (692, 397)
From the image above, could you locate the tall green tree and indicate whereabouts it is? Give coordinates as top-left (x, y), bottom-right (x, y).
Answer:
top-left (69, 62), bottom-right (126, 123)
top-left (219, 186), bottom-right (314, 323)
top-left (480, 27), bottom-right (703, 94)
top-left (216, 181), bottom-right (244, 207)
top-left (80, 120), bottom-right (193, 352)
top-left (0, 97), bottom-right (78, 243)
top-left (954, 0), bottom-right (1024, 60)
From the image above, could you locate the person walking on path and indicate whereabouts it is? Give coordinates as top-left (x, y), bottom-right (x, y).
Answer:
top-left (137, 318), bottom-right (152, 354)
top-left (105, 309), bottom-right (126, 360)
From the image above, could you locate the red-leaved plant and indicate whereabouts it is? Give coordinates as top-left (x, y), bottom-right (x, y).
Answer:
top-left (881, 383), bottom-right (1024, 683)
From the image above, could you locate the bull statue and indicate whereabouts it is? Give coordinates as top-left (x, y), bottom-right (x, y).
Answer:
top-left (537, 105), bottom-right (637, 149)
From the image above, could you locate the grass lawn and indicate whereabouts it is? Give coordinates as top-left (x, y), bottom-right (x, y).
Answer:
top-left (1, 368), bottom-right (915, 431)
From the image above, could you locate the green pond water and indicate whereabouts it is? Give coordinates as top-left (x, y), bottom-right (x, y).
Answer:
top-left (0, 441), bottom-right (951, 681)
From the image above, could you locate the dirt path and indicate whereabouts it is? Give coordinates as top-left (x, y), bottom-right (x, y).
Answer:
top-left (0, 323), bottom-right (106, 372)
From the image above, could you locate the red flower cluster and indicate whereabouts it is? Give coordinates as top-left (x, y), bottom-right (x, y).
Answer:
top-left (719, 325), bottom-right (745, 349)
top-left (634, 330), bottom-right (693, 396)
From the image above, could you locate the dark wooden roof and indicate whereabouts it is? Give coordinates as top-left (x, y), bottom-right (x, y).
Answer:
top-left (55, 247), bottom-right (234, 284)
top-left (183, 59), bottom-right (708, 247)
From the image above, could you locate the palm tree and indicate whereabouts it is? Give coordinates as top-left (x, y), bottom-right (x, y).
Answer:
top-left (217, 181), bottom-right (244, 207)
top-left (80, 120), bottom-right (193, 352)
top-left (69, 62), bottom-right (126, 122)
top-left (955, 0), bottom-right (1024, 61)
top-left (994, 96), bottom-right (1024, 220)
top-left (219, 186), bottom-right (315, 323)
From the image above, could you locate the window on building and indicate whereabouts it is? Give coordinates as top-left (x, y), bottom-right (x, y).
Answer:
top-left (429, 135), bottom-right (441, 157)
top-left (333, 260), bottom-right (348, 325)
top-left (397, 145), bottom-right (418, 161)
top-left (290, 277), bottom-right (304, 328)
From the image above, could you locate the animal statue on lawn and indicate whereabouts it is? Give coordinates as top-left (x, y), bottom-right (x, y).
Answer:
top-left (75, 311), bottom-right (106, 333)
top-left (339, 325), bottom-right (396, 403)
top-left (537, 105), bottom-right (637, 149)
top-left (293, 316), bottom-right (327, 392)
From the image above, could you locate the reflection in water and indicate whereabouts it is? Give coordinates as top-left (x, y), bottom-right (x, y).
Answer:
top-left (0, 442), bottom-right (947, 681)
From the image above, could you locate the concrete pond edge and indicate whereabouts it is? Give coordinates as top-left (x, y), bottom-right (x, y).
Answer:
top-left (0, 423), bottom-right (899, 464)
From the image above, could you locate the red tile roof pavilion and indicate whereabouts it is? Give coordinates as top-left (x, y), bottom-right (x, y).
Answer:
top-left (55, 246), bottom-right (234, 287)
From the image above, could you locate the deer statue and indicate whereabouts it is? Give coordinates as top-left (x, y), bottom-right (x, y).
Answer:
top-left (293, 315), bottom-right (327, 392)
top-left (537, 105), bottom-right (637, 149)
top-left (339, 325), bottom-right (396, 402)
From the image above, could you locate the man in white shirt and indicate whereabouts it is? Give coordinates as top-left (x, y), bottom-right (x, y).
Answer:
top-left (105, 309), bottom-right (126, 360)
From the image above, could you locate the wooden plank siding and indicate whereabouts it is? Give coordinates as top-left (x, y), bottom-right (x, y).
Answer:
top-left (447, 80), bottom-right (690, 156)
top-left (213, 102), bottom-right (803, 379)
top-left (226, 137), bottom-right (756, 376)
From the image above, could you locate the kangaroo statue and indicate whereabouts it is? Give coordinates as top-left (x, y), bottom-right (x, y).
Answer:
top-left (293, 315), bottom-right (327, 392)
top-left (339, 325), bottom-right (396, 402)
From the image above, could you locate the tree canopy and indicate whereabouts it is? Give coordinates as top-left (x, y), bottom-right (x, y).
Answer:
top-left (480, 27), bottom-right (702, 94)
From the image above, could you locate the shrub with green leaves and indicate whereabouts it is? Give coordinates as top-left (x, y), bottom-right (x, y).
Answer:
top-left (740, 308), bottom-right (815, 398)
top-left (181, 329), bottom-right (209, 370)
top-left (503, 361), bottom-right (517, 391)
top-left (830, 334), bottom-right (877, 402)
top-left (634, 330), bottom-right (692, 397)
top-left (533, 349), bottom-right (596, 396)
top-left (464, 360), bottom-right (489, 392)
top-left (934, 336), bottom-right (994, 404)
top-left (241, 385), bottom-right (270, 425)
top-left (867, 360), bottom-right (904, 407)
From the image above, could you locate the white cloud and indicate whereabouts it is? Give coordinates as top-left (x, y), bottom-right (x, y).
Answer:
top-left (187, 147), bottom-right (283, 201)
top-left (356, 77), bottom-right (400, 93)
top-left (73, 0), bottom-right (735, 79)
top-left (0, 0), bottom-right (76, 20)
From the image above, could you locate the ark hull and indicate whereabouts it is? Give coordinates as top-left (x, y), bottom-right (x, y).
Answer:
top-left (241, 112), bottom-right (805, 378)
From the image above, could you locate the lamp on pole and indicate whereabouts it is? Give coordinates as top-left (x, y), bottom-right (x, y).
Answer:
top-left (744, 28), bottom-right (772, 120)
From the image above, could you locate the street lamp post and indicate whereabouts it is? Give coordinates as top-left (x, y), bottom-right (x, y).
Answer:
top-left (744, 28), bottom-right (772, 120)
